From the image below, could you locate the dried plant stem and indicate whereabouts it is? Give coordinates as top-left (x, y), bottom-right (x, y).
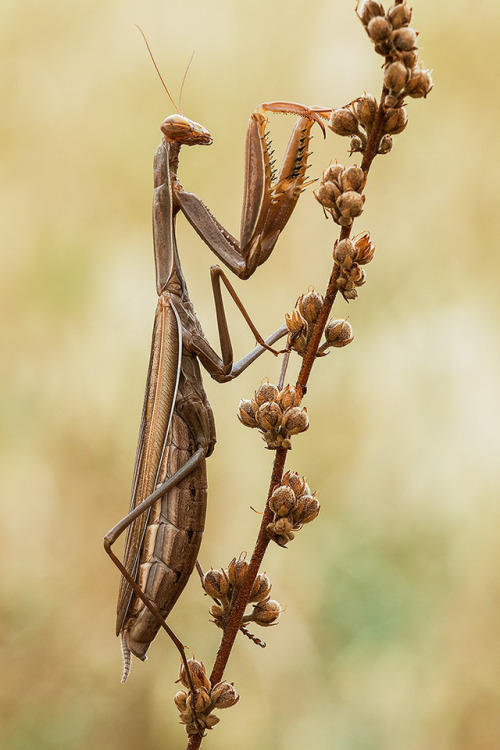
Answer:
top-left (185, 86), bottom-right (391, 750)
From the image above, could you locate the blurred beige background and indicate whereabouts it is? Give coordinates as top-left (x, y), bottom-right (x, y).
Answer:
top-left (2, 1), bottom-right (499, 748)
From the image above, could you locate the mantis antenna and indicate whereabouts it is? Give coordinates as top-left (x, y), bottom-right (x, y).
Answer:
top-left (135, 25), bottom-right (179, 113)
top-left (178, 51), bottom-right (195, 115)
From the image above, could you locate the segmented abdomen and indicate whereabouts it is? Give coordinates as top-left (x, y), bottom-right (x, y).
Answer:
top-left (124, 410), bottom-right (207, 660)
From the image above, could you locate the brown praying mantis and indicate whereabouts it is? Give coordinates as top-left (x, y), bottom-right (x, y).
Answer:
top-left (103, 64), bottom-right (331, 682)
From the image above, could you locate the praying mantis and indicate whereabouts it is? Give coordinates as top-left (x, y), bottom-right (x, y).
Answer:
top-left (103, 57), bottom-right (331, 681)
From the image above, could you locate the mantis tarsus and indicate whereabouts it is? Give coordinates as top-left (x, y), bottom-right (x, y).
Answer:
top-left (104, 91), bottom-right (330, 682)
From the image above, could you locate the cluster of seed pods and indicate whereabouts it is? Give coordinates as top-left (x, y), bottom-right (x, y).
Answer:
top-left (285, 289), bottom-right (354, 355)
top-left (238, 382), bottom-right (309, 450)
top-left (267, 471), bottom-right (320, 547)
top-left (203, 556), bottom-right (283, 634)
top-left (358, 0), bottom-right (433, 107)
top-left (174, 659), bottom-right (239, 736)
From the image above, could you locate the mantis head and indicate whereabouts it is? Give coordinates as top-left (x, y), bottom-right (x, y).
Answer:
top-left (161, 115), bottom-right (213, 146)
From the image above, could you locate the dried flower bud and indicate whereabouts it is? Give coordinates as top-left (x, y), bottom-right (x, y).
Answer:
top-left (334, 238), bottom-right (356, 265)
top-left (269, 485), bottom-right (297, 517)
top-left (210, 681), bottom-right (240, 709)
top-left (203, 568), bottom-right (230, 600)
top-left (401, 49), bottom-right (418, 69)
top-left (349, 134), bottom-right (366, 154)
top-left (392, 26), bottom-right (418, 51)
top-left (384, 60), bottom-right (408, 93)
top-left (204, 714), bottom-right (220, 730)
top-left (367, 16), bottom-right (392, 43)
top-left (329, 108), bottom-right (359, 136)
top-left (314, 181), bottom-right (337, 210)
top-left (377, 134), bottom-right (393, 154)
top-left (405, 67), bottom-right (434, 98)
top-left (256, 401), bottom-right (283, 431)
top-left (186, 688), bottom-right (212, 715)
top-left (238, 399), bottom-right (258, 428)
top-left (359, 0), bottom-right (385, 25)
top-left (298, 290), bottom-right (323, 323)
top-left (179, 659), bottom-right (211, 691)
top-left (337, 190), bottom-right (365, 220)
top-left (356, 94), bottom-right (378, 127)
top-left (282, 406), bottom-right (309, 436)
top-left (252, 598), bottom-right (282, 626)
top-left (174, 690), bottom-right (188, 713)
top-left (278, 385), bottom-right (301, 411)
top-left (250, 573), bottom-right (272, 603)
top-left (353, 232), bottom-right (376, 264)
top-left (255, 381), bottom-right (279, 405)
top-left (285, 308), bottom-right (306, 336)
top-left (387, 1), bottom-right (412, 28)
top-left (292, 495), bottom-right (320, 525)
top-left (383, 106), bottom-right (408, 135)
top-left (348, 262), bottom-right (366, 286)
top-left (282, 470), bottom-right (309, 497)
top-left (210, 603), bottom-right (224, 620)
top-left (324, 319), bottom-right (354, 348)
top-left (227, 556), bottom-right (249, 588)
top-left (341, 165), bottom-right (365, 192)
top-left (323, 163), bottom-right (344, 184)
top-left (274, 516), bottom-right (294, 536)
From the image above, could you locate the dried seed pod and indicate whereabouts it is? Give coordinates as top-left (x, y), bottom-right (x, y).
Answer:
top-left (252, 598), bottom-right (283, 626)
top-left (273, 517), bottom-right (294, 536)
top-left (174, 690), bottom-right (188, 713)
top-left (377, 134), bottom-right (393, 154)
top-left (383, 106), bottom-right (408, 135)
top-left (337, 190), bottom-right (365, 220)
top-left (329, 107), bottom-right (359, 136)
top-left (285, 308), bottom-right (306, 336)
top-left (353, 232), bottom-right (376, 264)
top-left (367, 16), bottom-right (392, 43)
top-left (256, 401), bottom-right (283, 431)
top-left (227, 556), bottom-right (249, 588)
top-left (210, 603), bottom-right (225, 621)
top-left (282, 470), bottom-right (309, 497)
top-left (405, 67), bottom-right (434, 98)
top-left (384, 60), bottom-right (408, 93)
top-left (238, 399), bottom-right (258, 428)
top-left (282, 406), bottom-right (309, 436)
top-left (250, 573), bottom-right (272, 603)
top-left (348, 263), bottom-right (366, 286)
top-left (334, 238), bottom-right (356, 266)
top-left (324, 319), bottom-right (354, 348)
top-left (314, 181), bottom-right (338, 210)
top-left (292, 494), bottom-right (321, 525)
top-left (298, 290), bottom-right (324, 323)
top-left (401, 49), bottom-right (418, 69)
top-left (349, 134), bottom-right (366, 154)
top-left (269, 485), bottom-right (297, 517)
top-left (179, 659), bottom-right (211, 692)
top-left (255, 381), bottom-right (280, 405)
top-left (278, 385), bottom-right (301, 411)
top-left (210, 681), bottom-right (240, 710)
top-left (323, 163), bottom-right (344, 183)
top-left (341, 165), bottom-right (365, 193)
top-left (387, 1), bottom-right (412, 28)
top-left (392, 26), bottom-right (418, 51)
top-left (359, 0), bottom-right (385, 25)
top-left (186, 688), bottom-right (212, 715)
top-left (356, 94), bottom-right (378, 127)
top-left (203, 568), bottom-right (230, 600)
top-left (204, 714), bottom-right (220, 730)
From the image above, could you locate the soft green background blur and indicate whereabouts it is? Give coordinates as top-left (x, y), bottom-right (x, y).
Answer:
top-left (2, 1), bottom-right (499, 748)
